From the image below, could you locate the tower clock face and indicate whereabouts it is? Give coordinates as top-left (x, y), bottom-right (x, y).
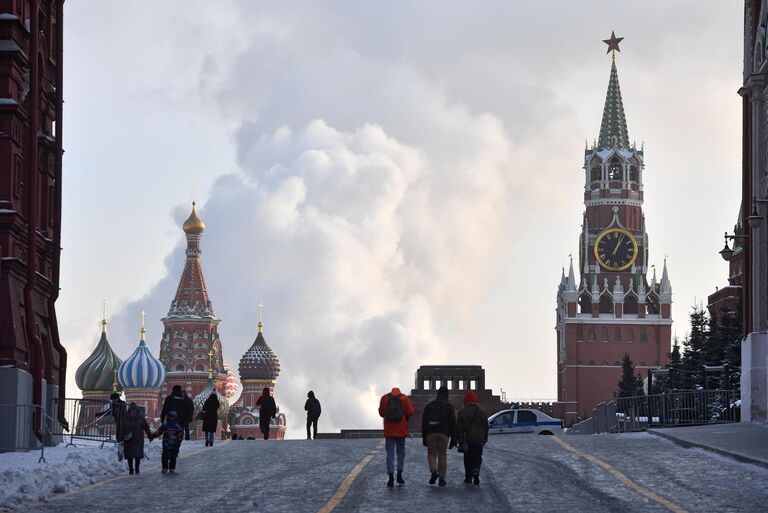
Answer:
top-left (594, 228), bottom-right (638, 271)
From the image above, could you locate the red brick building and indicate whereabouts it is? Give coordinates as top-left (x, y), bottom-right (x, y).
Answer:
top-left (0, 0), bottom-right (68, 447)
top-left (555, 42), bottom-right (672, 425)
top-left (709, 212), bottom-right (744, 320)
top-left (158, 203), bottom-right (228, 436)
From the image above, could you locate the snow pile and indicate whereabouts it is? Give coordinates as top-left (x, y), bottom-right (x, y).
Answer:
top-left (0, 440), bottom-right (203, 509)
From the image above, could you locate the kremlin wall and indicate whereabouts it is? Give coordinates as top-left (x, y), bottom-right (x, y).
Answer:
top-left (74, 203), bottom-right (287, 440)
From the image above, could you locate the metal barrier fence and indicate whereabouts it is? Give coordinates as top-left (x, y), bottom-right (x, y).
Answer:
top-left (587, 389), bottom-right (740, 434)
top-left (62, 398), bottom-right (119, 447)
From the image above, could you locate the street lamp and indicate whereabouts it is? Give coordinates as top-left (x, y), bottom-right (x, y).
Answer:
top-left (719, 232), bottom-right (749, 261)
top-left (748, 196), bottom-right (768, 229)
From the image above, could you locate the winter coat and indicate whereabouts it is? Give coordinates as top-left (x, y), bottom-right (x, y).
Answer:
top-left (456, 403), bottom-right (489, 445)
top-left (256, 393), bottom-right (277, 420)
top-left (183, 393), bottom-right (194, 424)
top-left (305, 394), bottom-right (322, 421)
top-left (152, 421), bottom-right (183, 453)
top-left (201, 395), bottom-right (220, 433)
top-left (161, 393), bottom-right (189, 424)
top-left (378, 388), bottom-right (414, 438)
top-left (118, 411), bottom-right (152, 459)
top-left (97, 398), bottom-right (125, 425)
top-left (421, 397), bottom-right (456, 439)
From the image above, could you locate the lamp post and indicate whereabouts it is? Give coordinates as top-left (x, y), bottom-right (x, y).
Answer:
top-left (719, 232), bottom-right (749, 261)
top-left (747, 196), bottom-right (768, 229)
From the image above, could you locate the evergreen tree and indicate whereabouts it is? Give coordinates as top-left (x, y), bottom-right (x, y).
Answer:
top-left (710, 306), bottom-right (743, 391)
top-left (680, 305), bottom-right (710, 389)
top-left (618, 353), bottom-right (643, 398)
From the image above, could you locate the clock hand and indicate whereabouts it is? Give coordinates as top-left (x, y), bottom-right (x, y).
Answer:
top-left (613, 234), bottom-right (625, 255)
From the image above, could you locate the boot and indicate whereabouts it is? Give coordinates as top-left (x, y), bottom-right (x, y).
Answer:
top-left (396, 471), bottom-right (405, 485)
top-left (386, 473), bottom-right (394, 488)
top-left (429, 472), bottom-right (438, 485)
top-left (473, 472), bottom-right (480, 486)
top-left (438, 478), bottom-right (447, 487)
top-left (464, 474), bottom-right (472, 484)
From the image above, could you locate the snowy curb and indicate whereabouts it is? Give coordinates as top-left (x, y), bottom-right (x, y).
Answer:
top-left (647, 429), bottom-right (768, 470)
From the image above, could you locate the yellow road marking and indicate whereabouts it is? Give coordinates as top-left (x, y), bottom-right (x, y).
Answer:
top-left (551, 437), bottom-right (688, 513)
top-left (317, 440), bottom-right (384, 513)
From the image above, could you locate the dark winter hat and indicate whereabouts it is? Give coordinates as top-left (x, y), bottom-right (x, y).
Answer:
top-left (168, 410), bottom-right (178, 419)
top-left (110, 393), bottom-right (120, 400)
top-left (437, 386), bottom-right (449, 399)
top-left (307, 391), bottom-right (315, 398)
top-left (263, 387), bottom-right (271, 395)
top-left (172, 385), bottom-right (182, 393)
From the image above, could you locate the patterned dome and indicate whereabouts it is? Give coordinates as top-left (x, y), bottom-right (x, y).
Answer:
top-left (75, 321), bottom-right (123, 392)
top-left (223, 362), bottom-right (241, 399)
top-left (238, 329), bottom-right (280, 380)
top-left (118, 339), bottom-right (165, 389)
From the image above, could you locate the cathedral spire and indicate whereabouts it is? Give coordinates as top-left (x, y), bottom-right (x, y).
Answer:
top-left (597, 33), bottom-right (629, 149)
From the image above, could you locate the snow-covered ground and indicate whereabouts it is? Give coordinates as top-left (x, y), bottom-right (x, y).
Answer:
top-left (0, 439), bottom-right (204, 510)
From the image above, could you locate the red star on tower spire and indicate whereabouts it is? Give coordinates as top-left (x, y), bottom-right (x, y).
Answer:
top-left (603, 31), bottom-right (623, 54)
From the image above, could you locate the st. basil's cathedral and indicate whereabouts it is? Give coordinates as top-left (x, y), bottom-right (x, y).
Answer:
top-left (74, 203), bottom-right (287, 439)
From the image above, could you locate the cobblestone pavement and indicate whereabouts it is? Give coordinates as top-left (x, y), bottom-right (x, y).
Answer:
top-left (15, 433), bottom-right (768, 513)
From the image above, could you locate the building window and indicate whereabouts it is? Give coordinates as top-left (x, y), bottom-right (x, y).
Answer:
top-left (446, 380), bottom-right (453, 390)
top-left (624, 295), bottom-right (639, 315)
top-left (608, 157), bottom-right (622, 180)
top-left (588, 360), bottom-right (596, 365)
top-left (629, 165), bottom-right (639, 182)
top-left (175, 364), bottom-right (185, 371)
top-left (599, 294), bottom-right (613, 314)
top-left (640, 328), bottom-right (647, 343)
top-left (423, 380), bottom-right (430, 390)
top-left (588, 328), bottom-right (596, 343)
top-left (591, 166), bottom-right (601, 182)
top-left (469, 380), bottom-right (477, 390)
top-left (614, 328), bottom-right (622, 343)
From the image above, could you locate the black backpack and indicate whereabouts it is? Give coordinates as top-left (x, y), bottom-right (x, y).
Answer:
top-left (384, 394), bottom-right (405, 422)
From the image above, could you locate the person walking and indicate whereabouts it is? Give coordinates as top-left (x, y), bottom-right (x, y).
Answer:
top-left (201, 393), bottom-right (220, 447)
top-left (378, 387), bottom-right (414, 488)
top-left (255, 387), bottom-right (277, 440)
top-left (117, 402), bottom-right (153, 475)
top-left (455, 390), bottom-right (488, 486)
top-left (304, 391), bottom-right (322, 440)
top-left (421, 386), bottom-right (455, 487)
top-left (161, 385), bottom-right (190, 432)
top-left (182, 390), bottom-right (194, 440)
top-left (150, 410), bottom-right (183, 474)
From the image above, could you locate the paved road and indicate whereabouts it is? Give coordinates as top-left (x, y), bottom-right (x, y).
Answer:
top-left (16, 434), bottom-right (768, 513)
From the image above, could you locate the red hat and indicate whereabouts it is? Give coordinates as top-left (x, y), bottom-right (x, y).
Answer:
top-left (463, 390), bottom-right (478, 405)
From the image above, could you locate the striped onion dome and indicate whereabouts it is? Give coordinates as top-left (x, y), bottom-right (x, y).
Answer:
top-left (223, 362), bottom-right (241, 399)
top-left (75, 320), bottom-right (123, 392)
top-left (118, 338), bottom-right (166, 389)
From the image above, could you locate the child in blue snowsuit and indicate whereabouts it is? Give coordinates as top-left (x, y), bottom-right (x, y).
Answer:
top-left (151, 410), bottom-right (183, 473)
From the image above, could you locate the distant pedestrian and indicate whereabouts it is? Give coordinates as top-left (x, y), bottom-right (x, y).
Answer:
top-left (96, 392), bottom-right (126, 426)
top-left (161, 385), bottom-right (191, 439)
top-left (455, 391), bottom-right (488, 486)
top-left (256, 387), bottom-right (277, 440)
top-left (117, 402), bottom-right (153, 475)
top-left (421, 386), bottom-right (455, 487)
top-left (378, 387), bottom-right (414, 487)
top-left (201, 393), bottom-right (220, 447)
top-left (151, 410), bottom-right (183, 474)
top-left (304, 391), bottom-right (322, 440)
top-left (182, 390), bottom-right (194, 440)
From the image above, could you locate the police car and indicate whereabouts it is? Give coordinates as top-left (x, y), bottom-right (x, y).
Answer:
top-left (487, 408), bottom-right (563, 435)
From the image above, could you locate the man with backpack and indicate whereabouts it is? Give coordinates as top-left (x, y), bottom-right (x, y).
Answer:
top-left (378, 387), bottom-right (415, 488)
top-left (421, 386), bottom-right (455, 487)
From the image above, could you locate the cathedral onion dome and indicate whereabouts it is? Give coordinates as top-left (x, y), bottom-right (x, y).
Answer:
top-left (193, 377), bottom-right (229, 417)
top-left (223, 362), bottom-right (241, 399)
top-left (118, 319), bottom-right (165, 389)
top-left (238, 322), bottom-right (281, 381)
top-left (75, 319), bottom-right (123, 392)
top-left (182, 201), bottom-right (205, 234)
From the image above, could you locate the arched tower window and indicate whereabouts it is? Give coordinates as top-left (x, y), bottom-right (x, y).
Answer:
top-left (578, 293), bottom-right (592, 314)
top-left (647, 294), bottom-right (660, 315)
top-left (608, 157), bottom-right (622, 181)
top-left (624, 295), bottom-right (639, 315)
top-left (599, 294), bottom-right (613, 314)
top-left (629, 164), bottom-right (639, 182)
top-left (590, 165), bottom-right (601, 183)
top-left (175, 364), bottom-right (185, 372)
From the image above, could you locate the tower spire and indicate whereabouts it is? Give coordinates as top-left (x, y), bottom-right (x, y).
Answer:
top-left (101, 299), bottom-right (107, 334)
top-left (598, 33), bottom-right (629, 149)
top-left (258, 302), bottom-right (264, 333)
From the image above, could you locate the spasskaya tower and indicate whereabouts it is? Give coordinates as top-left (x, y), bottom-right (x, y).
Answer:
top-left (555, 33), bottom-right (673, 425)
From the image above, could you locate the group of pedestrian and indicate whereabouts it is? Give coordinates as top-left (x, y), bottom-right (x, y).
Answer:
top-left (379, 386), bottom-right (488, 488)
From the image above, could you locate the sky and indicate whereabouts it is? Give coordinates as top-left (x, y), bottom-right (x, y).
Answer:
top-left (59, 1), bottom-right (743, 437)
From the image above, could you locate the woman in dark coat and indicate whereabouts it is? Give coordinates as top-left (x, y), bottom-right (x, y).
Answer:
top-left (201, 393), bottom-right (220, 447)
top-left (256, 387), bottom-right (277, 440)
top-left (117, 402), bottom-right (152, 475)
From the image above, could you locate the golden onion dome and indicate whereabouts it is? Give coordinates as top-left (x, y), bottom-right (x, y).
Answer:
top-left (183, 201), bottom-right (205, 234)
